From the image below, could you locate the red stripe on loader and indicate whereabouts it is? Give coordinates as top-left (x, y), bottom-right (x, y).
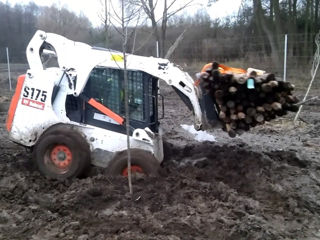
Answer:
top-left (88, 98), bottom-right (124, 125)
top-left (6, 75), bottom-right (26, 132)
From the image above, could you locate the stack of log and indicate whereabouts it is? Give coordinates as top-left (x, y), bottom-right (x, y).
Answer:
top-left (200, 62), bottom-right (299, 137)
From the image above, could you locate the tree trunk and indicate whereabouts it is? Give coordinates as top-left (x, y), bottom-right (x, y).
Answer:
top-left (253, 0), bottom-right (281, 67)
top-left (270, 0), bottom-right (274, 19)
top-left (304, 0), bottom-right (311, 60)
top-left (142, 0), bottom-right (161, 56)
top-left (288, 0), bottom-right (298, 57)
top-left (315, 0), bottom-right (319, 30)
top-left (272, 0), bottom-right (283, 52)
top-left (160, 0), bottom-right (168, 57)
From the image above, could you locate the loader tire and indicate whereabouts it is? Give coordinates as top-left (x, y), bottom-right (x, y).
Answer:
top-left (33, 130), bottom-right (90, 180)
top-left (107, 150), bottom-right (160, 177)
top-left (39, 124), bottom-right (91, 174)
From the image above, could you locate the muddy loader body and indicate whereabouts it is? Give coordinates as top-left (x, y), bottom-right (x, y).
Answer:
top-left (6, 30), bottom-right (216, 179)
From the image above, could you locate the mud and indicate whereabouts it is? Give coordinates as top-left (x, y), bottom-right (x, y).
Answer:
top-left (0, 78), bottom-right (320, 240)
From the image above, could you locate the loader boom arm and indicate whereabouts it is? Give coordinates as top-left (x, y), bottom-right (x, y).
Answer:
top-left (26, 30), bottom-right (210, 130)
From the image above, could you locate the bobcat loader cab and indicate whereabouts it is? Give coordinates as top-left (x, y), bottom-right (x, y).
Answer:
top-left (6, 30), bottom-right (217, 180)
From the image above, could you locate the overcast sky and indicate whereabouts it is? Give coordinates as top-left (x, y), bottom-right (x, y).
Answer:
top-left (1, 0), bottom-right (242, 27)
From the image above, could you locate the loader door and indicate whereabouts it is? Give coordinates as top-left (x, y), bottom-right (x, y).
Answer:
top-left (80, 67), bottom-right (159, 133)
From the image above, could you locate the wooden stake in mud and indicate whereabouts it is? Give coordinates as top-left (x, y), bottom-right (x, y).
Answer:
top-left (121, 0), bottom-right (132, 195)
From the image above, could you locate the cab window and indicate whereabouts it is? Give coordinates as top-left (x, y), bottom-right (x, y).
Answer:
top-left (80, 67), bottom-right (158, 133)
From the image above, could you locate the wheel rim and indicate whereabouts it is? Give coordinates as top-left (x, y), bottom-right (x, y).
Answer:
top-left (122, 165), bottom-right (144, 177)
top-left (45, 144), bottom-right (73, 174)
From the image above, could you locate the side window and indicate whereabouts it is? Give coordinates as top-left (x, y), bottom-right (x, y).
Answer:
top-left (84, 67), bottom-right (147, 122)
top-left (67, 66), bottom-right (158, 132)
top-left (87, 68), bottom-right (121, 115)
top-left (128, 71), bottom-right (144, 121)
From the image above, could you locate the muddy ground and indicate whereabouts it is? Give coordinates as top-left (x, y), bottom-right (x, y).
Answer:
top-left (0, 72), bottom-right (320, 240)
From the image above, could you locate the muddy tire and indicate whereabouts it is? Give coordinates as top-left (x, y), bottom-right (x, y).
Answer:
top-left (107, 150), bottom-right (160, 177)
top-left (33, 129), bottom-right (91, 180)
top-left (39, 124), bottom-right (91, 175)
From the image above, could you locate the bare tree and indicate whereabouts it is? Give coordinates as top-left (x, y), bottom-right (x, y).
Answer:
top-left (121, 0), bottom-right (133, 195)
top-left (37, 5), bottom-right (92, 43)
top-left (0, 2), bottom-right (38, 62)
top-left (252, 0), bottom-right (281, 67)
top-left (99, 0), bottom-right (143, 50)
top-left (98, 0), bottom-right (111, 45)
top-left (105, 0), bottom-right (144, 195)
top-left (125, 0), bottom-right (195, 57)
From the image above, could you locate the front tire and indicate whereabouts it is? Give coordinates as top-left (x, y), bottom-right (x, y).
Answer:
top-left (106, 150), bottom-right (160, 177)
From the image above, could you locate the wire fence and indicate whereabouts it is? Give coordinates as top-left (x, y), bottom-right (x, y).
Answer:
top-left (0, 47), bottom-right (28, 91)
top-left (170, 33), bottom-right (320, 91)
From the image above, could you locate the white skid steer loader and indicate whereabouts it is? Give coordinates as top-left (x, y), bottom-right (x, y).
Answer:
top-left (6, 30), bottom-right (218, 180)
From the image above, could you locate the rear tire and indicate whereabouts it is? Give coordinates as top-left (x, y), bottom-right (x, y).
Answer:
top-left (33, 128), bottom-right (90, 180)
top-left (106, 150), bottom-right (160, 177)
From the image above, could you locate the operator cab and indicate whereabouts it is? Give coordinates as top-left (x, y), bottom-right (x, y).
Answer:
top-left (66, 67), bottom-right (159, 134)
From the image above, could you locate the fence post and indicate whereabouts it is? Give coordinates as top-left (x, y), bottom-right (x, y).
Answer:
top-left (156, 41), bottom-right (159, 58)
top-left (6, 47), bottom-right (12, 91)
top-left (283, 34), bottom-right (288, 82)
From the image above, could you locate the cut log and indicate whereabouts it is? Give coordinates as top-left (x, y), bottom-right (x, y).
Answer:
top-left (245, 116), bottom-right (253, 124)
top-left (229, 109), bottom-right (236, 115)
top-left (219, 111), bottom-right (226, 120)
top-left (246, 107), bottom-right (257, 117)
top-left (284, 82), bottom-right (295, 91)
top-left (224, 117), bottom-right (231, 123)
top-left (233, 74), bottom-right (247, 84)
top-left (271, 102), bottom-right (282, 111)
top-left (200, 72), bottom-right (209, 80)
top-left (237, 112), bottom-right (246, 120)
top-left (227, 100), bottom-right (236, 109)
top-left (219, 105), bottom-right (227, 112)
top-left (279, 97), bottom-right (286, 105)
top-left (283, 103), bottom-right (299, 112)
top-left (268, 80), bottom-right (279, 88)
top-left (229, 86), bottom-right (238, 94)
top-left (255, 113), bottom-right (264, 123)
top-left (266, 73), bottom-right (276, 81)
top-left (215, 98), bottom-right (224, 105)
top-left (214, 90), bottom-right (224, 99)
top-left (230, 121), bottom-right (237, 130)
top-left (230, 114), bottom-right (238, 121)
top-left (226, 124), bottom-right (236, 138)
top-left (285, 95), bottom-right (299, 104)
top-left (256, 106), bottom-right (265, 113)
top-left (261, 83), bottom-right (272, 92)
top-left (263, 103), bottom-right (273, 111)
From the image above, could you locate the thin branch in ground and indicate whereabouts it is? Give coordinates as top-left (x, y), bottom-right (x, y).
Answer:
top-left (121, 0), bottom-right (133, 196)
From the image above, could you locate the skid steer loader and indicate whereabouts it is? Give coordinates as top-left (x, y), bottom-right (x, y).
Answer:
top-left (6, 30), bottom-right (218, 180)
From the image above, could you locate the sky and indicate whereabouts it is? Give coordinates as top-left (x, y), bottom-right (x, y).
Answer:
top-left (0, 0), bottom-right (242, 27)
